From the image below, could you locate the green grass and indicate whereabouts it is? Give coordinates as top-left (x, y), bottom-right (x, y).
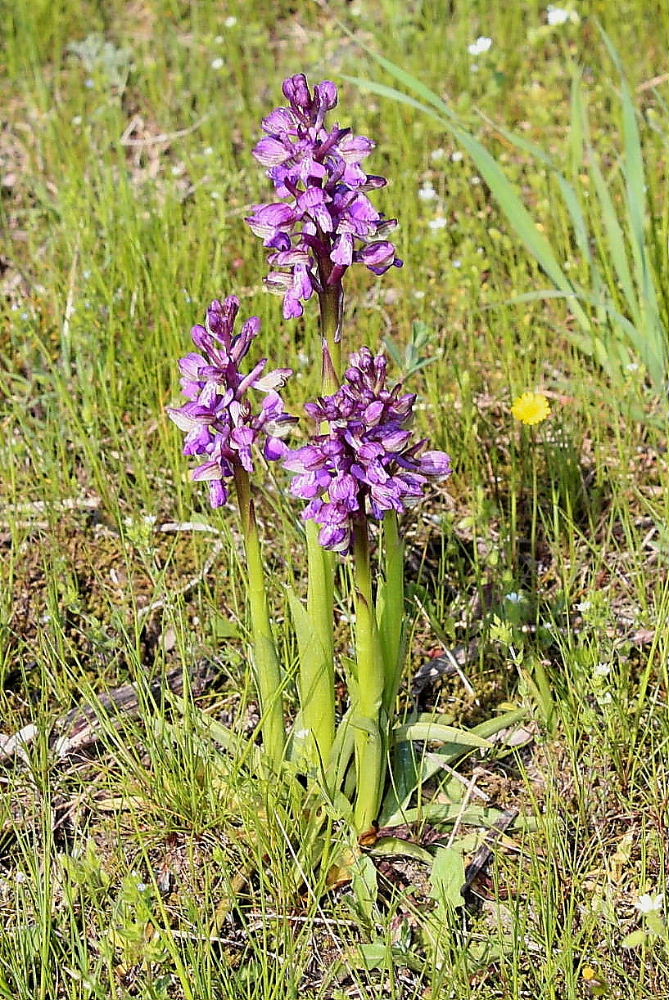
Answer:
top-left (2, 1), bottom-right (669, 997)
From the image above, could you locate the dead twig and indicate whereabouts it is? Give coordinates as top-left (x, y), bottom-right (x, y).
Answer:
top-left (0, 664), bottom-right (210, 764)
top-left (120, 114), bottom-right (210, 147)
top-left (463, 807), bottom-right (519, 890)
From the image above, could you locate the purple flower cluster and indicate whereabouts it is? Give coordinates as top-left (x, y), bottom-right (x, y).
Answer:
top-left (167, 296), bottom-right (295, 508)
top-left (246, 74), bottom-right (403, 320)
top-left (283, 348), bottom-right (452, 551)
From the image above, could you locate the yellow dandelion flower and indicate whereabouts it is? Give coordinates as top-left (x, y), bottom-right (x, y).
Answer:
top-left (511, 391), bottom-right (551, 426)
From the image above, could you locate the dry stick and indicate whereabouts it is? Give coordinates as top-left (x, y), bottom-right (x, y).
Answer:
top-left (157, 520), bottom-right (223, 535)
top-left (463, 807), bottom-right (519, 891)
top-left (120, 114), bottom-right (210, 147)
top-left (2, 496), bottom-right (101, 515)
top-left (637, 72), bottom-right (669, 92)
top-left (61, 247), bottom-right (79, 377)
top-left (414, 595), bottom-right (477, 697)
top-left (445, 766), bottom-right (484, 850)
top-left (0, 664), bottom-right (203, 764)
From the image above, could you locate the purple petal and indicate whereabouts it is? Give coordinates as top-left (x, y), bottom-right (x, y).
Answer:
top-left (283, 293), bottom-right (304, 319)
top-left (264, 436), bottom-right (290, 461)
top-left (319, 524), bottom-right (351, 552)
top-left (192, 460), bottom-right (223, 482)
top-left (358, 241), bottom-right (397, 269)
top-left (253, 137), bottom-right (290, 166)
top-left (338, 133), bottom-right (374, 163)
top-left (262, 107), bottom-right (298, 133)
top-left (209, 480), bottom-right (228, 508)
top-left (245, 203), bottom-right (297, 240)
top-left (255, 367), bottom-right (293, 392)
top-left (314, 81), bottom-right (338, 111)
top-left (283, 445), bottom-right (325, 472)
top-left (178, 352), bottom-right (206, 378)
top-left (282, 73), bottom-right (311, 109)
top-left (330, 233), bottom-right (353, 266)
top-left (418, 450), bottom-right (452, 477)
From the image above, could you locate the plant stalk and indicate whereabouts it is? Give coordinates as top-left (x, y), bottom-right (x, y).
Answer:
top-left (379, 511), bottom-right (405, 714)
top-left (303, 518), bottom-right (336, 762)
top-left (298, 262), bottom-right (344, 764)
top-left (352, 515), bottom-right (386, 834)
top-left (234, 465), bottom-right (285, 766)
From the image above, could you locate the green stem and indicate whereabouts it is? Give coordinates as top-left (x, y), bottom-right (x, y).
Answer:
top-left (234, 466), bottom-right (285, 766)
top-left (295, 263), bottom-right (343, 764)
top-left (317, 262), bottom-right (343, 390)
top-left (379, 511), bottom-right (405, 714)
top-left (352, 516), bottom-right (386, 834)
top-left (303, 519), bottom-right (335, 761)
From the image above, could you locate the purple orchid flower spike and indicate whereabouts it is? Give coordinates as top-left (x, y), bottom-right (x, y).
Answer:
top-left (167, 296), bottom-right (296, 507)
top-left (283, 348), bottom-right (452, 551)
top-left (246, 74), bottom-right (403, 320)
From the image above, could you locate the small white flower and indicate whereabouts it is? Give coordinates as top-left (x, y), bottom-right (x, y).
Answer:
top-left (211, 57), bottom-right (224, 70)
top-left (428, 216), bottom-right (448, 230)
top-left (452, 259), bottom-right (462, 268)
top-left (430, 148), bottom-right (446, 162)
top-left (626, 362), bottom-right (640, 373)
top-left (468, 36), bottom-right (493, 56)
top-left (577, 601), bottom-right (591, 613)
top-left (418, 184), bottom-right (437, 202)
top-left (547, 5), bottom-right (577, 26)
top-left (451, 150), bottom-right (464, 162)
top-left (214, 34), bottom-right (224, 44)
top-left (203, 146), bottom-right (214, 156)
top-left (136, 882), bottom-right (148, 892)
top-left (593, 662), bottom-right (611, 678)
top-left (224, 16), bottom-right (237, 27)
top-left (471, 175), bottom-right (482, 186)
top-left (635, 892), bottom-right (664, 914)
top-left (505, 592), bottom-right (525, 604)
top-left (413, 290), bottom-right (426, 300)
top-left (72, 115), bottom-right (83, 126)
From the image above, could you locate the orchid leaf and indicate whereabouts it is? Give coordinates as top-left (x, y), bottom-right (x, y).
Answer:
top-left (392, 722), bottom-right (492, 748)
top-left (429, 846), bottom-right (467, 910)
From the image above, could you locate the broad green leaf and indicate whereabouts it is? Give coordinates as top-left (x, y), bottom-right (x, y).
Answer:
top-left (621, 929), bottom-right (648, 949)
top-left (287, 589), bottom-right (333, 761)
top-left (347, 941), bottom-right (389, 972)
top-left (350, 854), bottom-right (378, 922)
top-left (384, 801), bottom-right (503, 828)
top-left (472, 708), bottom-right (528, 740)
top-left (371, 838), bottom-right (434, 865)
top-left (429, 846), bottom-right (466, 910)
top-left (393, 722), bottom-right (492, 748)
